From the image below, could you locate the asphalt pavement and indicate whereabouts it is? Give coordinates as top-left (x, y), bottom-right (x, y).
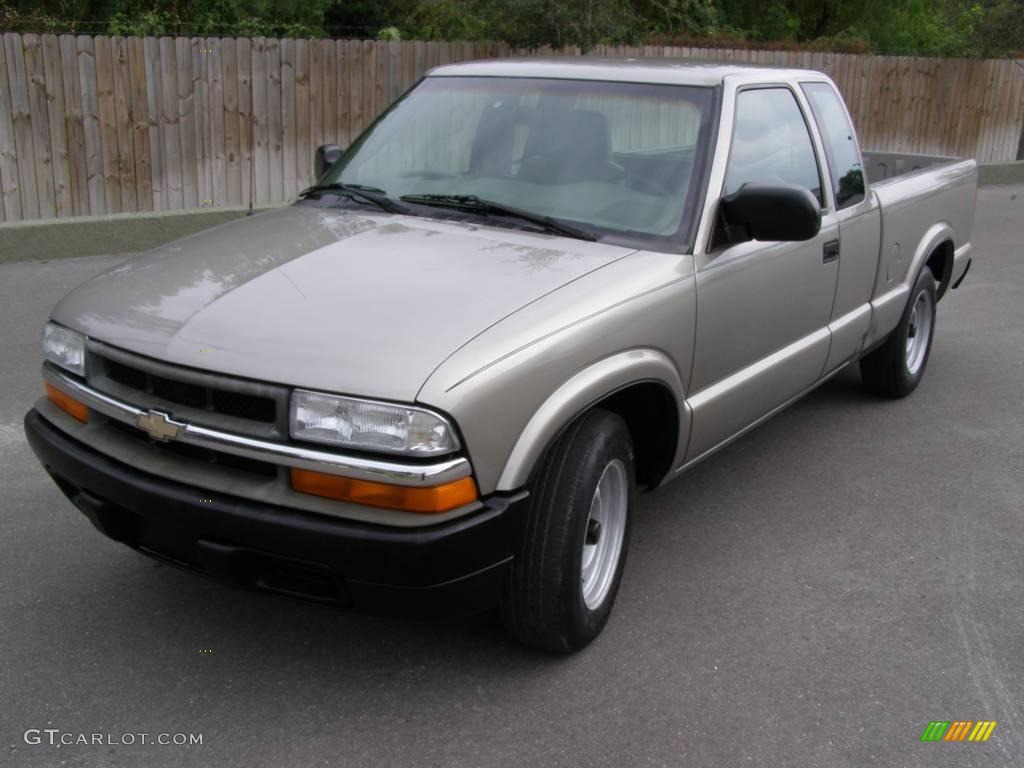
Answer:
top-left (1, 186), bottom-right (1022, 768)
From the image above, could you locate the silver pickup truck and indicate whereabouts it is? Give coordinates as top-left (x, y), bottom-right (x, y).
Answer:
top-left (26, 59), bottom-right (976, 652)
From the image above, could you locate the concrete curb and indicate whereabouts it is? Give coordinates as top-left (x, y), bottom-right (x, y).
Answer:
top-left (0, 206), bottom-right (276, 264)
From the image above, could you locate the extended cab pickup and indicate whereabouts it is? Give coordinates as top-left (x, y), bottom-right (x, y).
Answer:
top-left (25, 59), bottom-right (976, 651)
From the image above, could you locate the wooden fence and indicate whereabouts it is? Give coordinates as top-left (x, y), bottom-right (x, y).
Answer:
top-left (1, 33), bottom-right (1022, 223)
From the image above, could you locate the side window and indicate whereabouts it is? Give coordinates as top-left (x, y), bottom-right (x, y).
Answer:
top-left (724, 88), bottom-right (823, 206)
top-left (801, 82), bottom-right (865, 209)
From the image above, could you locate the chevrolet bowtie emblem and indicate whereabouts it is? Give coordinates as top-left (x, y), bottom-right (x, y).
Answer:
top-left (136, 410), bottom-right (184, 441)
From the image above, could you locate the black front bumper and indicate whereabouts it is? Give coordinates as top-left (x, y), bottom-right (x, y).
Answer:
top-left (24, 409), bottom-right (527, 616)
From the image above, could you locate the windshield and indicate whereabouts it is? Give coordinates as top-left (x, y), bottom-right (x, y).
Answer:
top-left (319, 76), bottom-right (717, 251)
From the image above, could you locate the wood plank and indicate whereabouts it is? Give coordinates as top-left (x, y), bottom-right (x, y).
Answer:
top-left (144, 36), bottom-right (167, 210)
top-left (915, 58), bottom-right (941, 155)
top-left (363, 40), bottom-right (377, 130)
top-left (40, 34), bottom-right (72, 218)
top-left (207, 37), bottom-right (226, 208)
top-left (295, 38), bottom-right (311, 185)
top-left (376, 39), bottom-right (388, 119)
top-left (250, 37), bottom-right (269, 205)
top-left (852, 55), bottom-right (874, 143)
top-left (78, 35), bottom-right (106, 214)
top-left (337, 39), bottom-right (351, 148)
top-left (350, 41), bottom-right (365, 138)
top-left (388, 40), bottom-right (402, 104)
top-left (5, 33), bottom-right (41, 218)
top-left (983, 60), bottom-right (1010, 162)
top-left (904, 58), bottom-right (924, 153)
top-left (981, 59), bottom-right (1007, 162)
top-left (425, 36), bottom-right (439, 70)
top-left (266, 37), bottom-right (283, 202)
top-left (111, 37), bottom-right (137, 211)
top-left (414, 39), bottom-right (426, 81)
top-left (851, 54), bottom-right (872, 148)
top-left (191, 37), bottom-right (209, 208)
top-left (188, 37), bottom-right (205, 208)
top-left (322, 40), bottom-right (337, 150)
top-left (1004, 62), bottom-right (1024, 162)
top-left (280, 37), bottom-right (296, 197)
top-left (401, 40), bottom-right (415, 91)
top-left (237, 37), bottom-right (254, 208)
top-left (988, 60), bottom-right (1017, 162)
top-left (175, 37), bottom-right (197, 209)
top-left (867, 56), bottom-right (891, 151)
top-left (94, 36), bottom-right (122, 213)
top-left (843, 54), bottom-right (868, 134)
top-left (309, 39), bottom-right (324, 155)
top-left (885, 57), bottom-right (906, 152)
top-left (925, 57), bottom-right (954, 156)
top-left (57, 35), bottom-right (85, 216)
top-left (0, 34), bottom-right (20, 221)
top-left (158, 36), bottom-right (182, 209)
top-left (955, 60), bottom-right (986, 158)
top-left (126, 36), bottom-right (152, 211)
top-left (221, 37), bottom-right (241, 206)
top-left (20, 33), bottom-right (56, 219)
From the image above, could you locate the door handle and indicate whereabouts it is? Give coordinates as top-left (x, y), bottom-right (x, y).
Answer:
top-left (823, 239), bottom-right (840, 263)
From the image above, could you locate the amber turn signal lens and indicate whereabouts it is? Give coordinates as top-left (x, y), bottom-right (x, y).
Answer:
top-left (290, 468), bottom-right (477, 514)
top-left (45, 382), bottom-right (88, 423)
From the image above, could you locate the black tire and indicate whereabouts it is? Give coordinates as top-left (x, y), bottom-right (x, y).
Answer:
top-left (501, 409), bottom-right (635, 653)
top-left (860, 266), bottom-right (938, 398)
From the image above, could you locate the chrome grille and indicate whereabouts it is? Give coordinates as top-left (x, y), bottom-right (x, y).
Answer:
top-left (104, 357), bottom-right (277, 423)
top-left (106, 419), bottom-right (279, 479)
top-left (86, 340), bottom-right (291, 440)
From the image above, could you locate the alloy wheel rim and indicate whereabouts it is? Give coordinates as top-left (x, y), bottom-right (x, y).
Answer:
top-left (580, 459), bottom-right (628, 611)
top-left (905, 289), bottom-right (933, 375)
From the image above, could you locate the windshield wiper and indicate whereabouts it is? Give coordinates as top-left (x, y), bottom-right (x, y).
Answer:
top-left (299, 182), bottom-right (410, 214)
top-left (399, 194), bottom-right (597, 242)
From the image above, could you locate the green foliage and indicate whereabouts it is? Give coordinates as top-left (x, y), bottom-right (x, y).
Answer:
top-left (1, 0), bottom-right (1021, 56)
top-left (969, 0), bottom-right (1024, 55)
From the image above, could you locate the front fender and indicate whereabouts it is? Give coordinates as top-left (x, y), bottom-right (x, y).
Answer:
top-left (496, 349), bottom-right (689, 491)
top-left (416, 254), bottom-right (697, 495)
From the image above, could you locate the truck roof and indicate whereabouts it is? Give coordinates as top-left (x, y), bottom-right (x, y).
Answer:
top-left (427, 57), bottom-right (823, 87)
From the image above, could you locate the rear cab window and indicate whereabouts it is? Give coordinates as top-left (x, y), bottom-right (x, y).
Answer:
top-left (800, 82), bottom-right (865, 209)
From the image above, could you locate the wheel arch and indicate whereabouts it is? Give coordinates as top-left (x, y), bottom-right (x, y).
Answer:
top-left (495, 349), bottom-right (689, 492)
top-left (907, 223), bottom-right (955, 299)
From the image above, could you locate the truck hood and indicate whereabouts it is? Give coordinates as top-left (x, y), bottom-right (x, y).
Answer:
top-left (52, 205), bottom-right (632, 401)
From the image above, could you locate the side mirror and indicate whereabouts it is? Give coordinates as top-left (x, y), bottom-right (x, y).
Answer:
top-left (314, 144), bottom-right (344, 181)
top-left (717, 182), bottom-right (821, 246)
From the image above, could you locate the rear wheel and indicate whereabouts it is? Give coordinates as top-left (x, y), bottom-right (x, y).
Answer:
top-left (860, 267), bottom-right (938, 398)
top-left (501, 409), bottom-right (634, 652)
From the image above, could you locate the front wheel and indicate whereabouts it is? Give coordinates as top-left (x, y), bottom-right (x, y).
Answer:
top-left (860, 267), bottom-right (938, 398)
top-left (501, 409), bottom-right (635, 652)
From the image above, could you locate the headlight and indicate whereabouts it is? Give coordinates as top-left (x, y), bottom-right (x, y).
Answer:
top-left (42, 322), bottom-right (86, 377)
top-left (290, 389), bottom-right (460, 456)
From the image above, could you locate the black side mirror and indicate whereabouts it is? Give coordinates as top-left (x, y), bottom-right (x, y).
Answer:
top-left (716, 182), bottom-right (821, 246)
top-left (314, 144), bottom-right (344, 181)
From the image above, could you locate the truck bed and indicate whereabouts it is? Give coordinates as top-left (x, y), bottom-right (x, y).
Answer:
top-left (859, 150), bottom-right (977, 349)
top-left (862, 150), bottom-right (964, 183)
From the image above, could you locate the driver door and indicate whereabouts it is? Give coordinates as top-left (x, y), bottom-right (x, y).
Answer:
top-left (685, 86), bottom-right (839, 463)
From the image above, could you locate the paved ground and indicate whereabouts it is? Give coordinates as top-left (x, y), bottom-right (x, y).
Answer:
top-left (1, 186), bottom-right (1022, 768)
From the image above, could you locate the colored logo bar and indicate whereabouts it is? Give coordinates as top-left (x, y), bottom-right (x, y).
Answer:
top-left (921, 721), bottom-right (997, 742)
